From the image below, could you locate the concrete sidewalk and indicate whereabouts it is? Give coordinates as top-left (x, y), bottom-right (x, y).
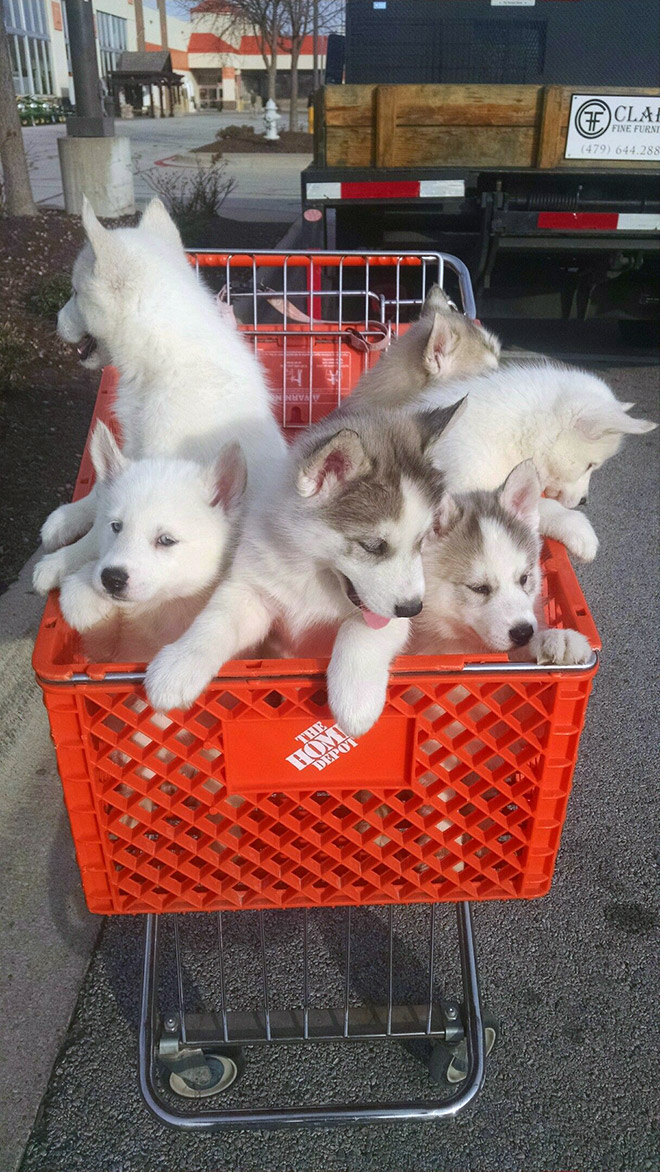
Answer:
top-left (4, 362), bottom-right (658, 1171)
top-left (0, 557), bottom-right (100, 1172)
top-left (22, 114), bottom-right (309, 220)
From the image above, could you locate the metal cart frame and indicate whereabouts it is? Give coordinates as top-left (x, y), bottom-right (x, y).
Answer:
top-left (137, 250), bottom-right (485, 1129)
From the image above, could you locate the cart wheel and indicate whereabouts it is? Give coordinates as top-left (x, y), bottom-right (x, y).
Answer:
top-left (428, 1012), bottom-right (498, 1086)
top-left (168, 1046), bottom-right (245, 1099)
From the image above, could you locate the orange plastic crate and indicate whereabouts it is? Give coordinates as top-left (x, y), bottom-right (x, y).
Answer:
top-left (33, 264), bottom-right (600, 917)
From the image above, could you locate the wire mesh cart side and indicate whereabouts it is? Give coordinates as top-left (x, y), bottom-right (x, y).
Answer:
top-left (139, 904), bottom-right (487, 1129)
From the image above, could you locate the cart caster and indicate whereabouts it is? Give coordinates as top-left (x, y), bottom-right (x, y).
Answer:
top-left (167, 1046), bottom-right (246, 1099)
top-left (429, 1010), bottom-right (498, 1086)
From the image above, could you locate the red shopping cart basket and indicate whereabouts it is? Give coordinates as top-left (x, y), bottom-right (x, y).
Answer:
top-left (32, 251), bottom-right (600, 917)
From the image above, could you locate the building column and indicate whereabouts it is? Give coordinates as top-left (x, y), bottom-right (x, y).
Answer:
top-left (221, 66), bottom-right (236, 111)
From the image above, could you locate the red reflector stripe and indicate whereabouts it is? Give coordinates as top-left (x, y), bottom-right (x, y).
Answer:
top-left (537, 212), bottom-right (619, 230)
top-left (341, 181), bottom-right (421, 199)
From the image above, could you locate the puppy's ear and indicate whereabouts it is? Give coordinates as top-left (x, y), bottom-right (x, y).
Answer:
top-left (90, 421), bottom-right (126, 482)
top-left (208, 441), bottom-right (247, 513)
top-left (81, 195), bottom-right (111, 259)
top-left (423, 312), bottom-right (460, 376)
top-left (432, 491), bottom-right (462, 538)
top-left (416, 397), bottom-right (467, 452)
top-left (140, 198), bottom-right (183, 251)
top-left (297, 430), bottom-right (371, 499)
top-left (577, 407), bottom-right (657, 438)
top-left (420, 285), bottom-right (457, 319)
top-left (498, 460), bottom-right (541, 529)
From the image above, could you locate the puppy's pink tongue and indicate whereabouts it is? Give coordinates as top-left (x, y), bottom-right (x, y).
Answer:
top-left (361, 607), bottom-right (391, 630)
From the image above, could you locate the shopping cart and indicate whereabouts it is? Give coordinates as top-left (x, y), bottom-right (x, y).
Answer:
top-left (33, 251), bottom-right (600, 1129)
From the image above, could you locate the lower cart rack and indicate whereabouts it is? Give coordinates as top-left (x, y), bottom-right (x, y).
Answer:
top-left (140, 903), bottom-right (491, 1128)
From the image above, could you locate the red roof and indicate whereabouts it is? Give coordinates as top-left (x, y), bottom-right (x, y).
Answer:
top-left (188, 31), bottom-right (237, 54)
top-left (239, 34), bottom-right (328, 55)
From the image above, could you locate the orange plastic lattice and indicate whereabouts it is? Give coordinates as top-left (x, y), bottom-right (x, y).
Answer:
top-left (36, 661), bottom-right (595, 914)
top-left (33, 258), bottom-right (600, 915)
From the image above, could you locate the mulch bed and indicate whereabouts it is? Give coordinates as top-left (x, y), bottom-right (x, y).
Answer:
top-left (0, 208), bottom-right (292, 592)
top-left (192, 126), bottom-right (313, 154)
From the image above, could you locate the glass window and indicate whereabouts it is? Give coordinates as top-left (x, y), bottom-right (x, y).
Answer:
top-left (2, 0), bottom-right (53, 94)
top-left (97, 11), bottom-right (127, 78)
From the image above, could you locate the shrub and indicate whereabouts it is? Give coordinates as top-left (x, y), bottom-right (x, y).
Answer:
top-left (0, 324), bottom-right (25, 393)
top-left (142, 156), bottom-right (236, 224)
top-left (26, 272), bottom-right (72, 318)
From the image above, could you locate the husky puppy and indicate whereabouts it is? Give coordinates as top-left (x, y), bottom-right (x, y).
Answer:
top-left (412, 460), bottom-right (592, 665)
top-left (374, 359), bottom-right (655, 563)
top-left (350, 285), bottom-right (500, 409)
top-left (144, 405), bottom-right (461, 735)
top-left (56, 423), bottom-right (246, 660)
top-left (34, 196), bottom-right (285, 594)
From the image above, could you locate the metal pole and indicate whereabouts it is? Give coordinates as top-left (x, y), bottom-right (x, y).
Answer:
top-left (63, 0), bottom-right (113, 136)
top-left (312, 0), bottom-right (319, 91)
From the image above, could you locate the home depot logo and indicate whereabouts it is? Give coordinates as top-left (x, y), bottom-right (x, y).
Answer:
top-left (286, 720), bottom-right (358, 772)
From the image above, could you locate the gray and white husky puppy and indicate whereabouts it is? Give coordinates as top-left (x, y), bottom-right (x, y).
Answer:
top-left (144, 404), bottom-right (462, 735)
top-left (411, 460), bottom-right (592, 665)
top-left (350, 285), bottom-right (500, 408)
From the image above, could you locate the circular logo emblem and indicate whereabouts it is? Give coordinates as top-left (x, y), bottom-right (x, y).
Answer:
top-left (575, 99), bottom-right (612, 139)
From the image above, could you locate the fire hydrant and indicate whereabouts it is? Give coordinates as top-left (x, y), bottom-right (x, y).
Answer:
top-left (264, 98), bottom-right (281, 141)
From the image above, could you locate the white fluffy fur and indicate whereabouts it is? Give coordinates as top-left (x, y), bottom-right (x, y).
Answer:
top-left (412, 462), bottom-right (592, 665)
top-left (412, 361), bottom-right (656, 563)
top-left (34, 198), bottom-right (286, 637)
top-left (144, 412), bottom-right (457, 735)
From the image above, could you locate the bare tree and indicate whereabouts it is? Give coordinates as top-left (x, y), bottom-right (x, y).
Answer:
top-left (281, 0), bottom-right (310, 130)
top-left (0, 19), bottom-right (37, 216)
top-left (186, 1), bottom-right (283, 104)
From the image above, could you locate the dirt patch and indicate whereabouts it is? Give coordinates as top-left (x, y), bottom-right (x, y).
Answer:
top-left (0, 208), bottom-right (292, 592)
top-left (193, 124), bottom-right (313, 154)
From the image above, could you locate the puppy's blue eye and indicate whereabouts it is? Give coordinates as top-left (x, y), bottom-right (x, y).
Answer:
top-left (110, 521), bottom-right (122, 534)
top-left (520, 573), bottom-right (528, 587)
top-left (156, 534), bottom-right (177, 548)
top-left (469, 583), bottom-right (491, 596)
top-left (359, 539), bottom-right (388, 557)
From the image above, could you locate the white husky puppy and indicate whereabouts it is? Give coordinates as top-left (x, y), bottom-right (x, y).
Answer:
top-left (34, 196), bottom-right (285, 594)
top-left (144, 405), bottom-right (462, 735)
top-left (350, 285), bottom-right (500, 408)
top-left (56, 423), bottom-right (246, 661)
top-left (412, 460), bottom-right (592, 665)
top-left (378, 360), bottom-right (656, 563)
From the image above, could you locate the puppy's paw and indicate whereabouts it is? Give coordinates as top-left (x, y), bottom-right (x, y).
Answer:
top-left (556, 513), bottom-right (599, 563)
top-left (33, 549), bottom-right (69, 595)
top-left (59, 574), bottom-right (115, 632)
top-left (530, 627), bottom-right (593, 666)
top-left (328, 677), bottom-right (386, 739)
top-left (41, 503), bottom-right (90, 552)
top-left (145, 641), bottom-right (217, 713)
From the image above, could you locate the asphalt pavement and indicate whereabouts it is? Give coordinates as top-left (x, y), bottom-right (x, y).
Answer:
top-left (11, 360), bottom-right (660, 1172)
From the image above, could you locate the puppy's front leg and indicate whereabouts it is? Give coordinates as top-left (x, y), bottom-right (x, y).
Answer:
top-left (538, 498), bottom-right (599, 563)
top-left (327, 615), bottom-right (410, 739)
top-left (145, 580), bottom-right (271, 713)
top-left (33, 524), bottom-right (101, 595)
top-left (59, 562), bottom-right (116, 632)
top-left (41, 487), bottom-right (98, 552)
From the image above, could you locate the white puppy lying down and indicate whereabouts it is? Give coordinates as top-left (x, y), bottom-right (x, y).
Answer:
top-left (144, 405), bottom-right (462, 734)
top-left (411, 460), bottom-right (592, 666)
top-left (34, 196), bottom-right (285, 596)
top-left (57, 423), bottom-right (247, 663)
top-left (351, 327), bottom-right (656, 562)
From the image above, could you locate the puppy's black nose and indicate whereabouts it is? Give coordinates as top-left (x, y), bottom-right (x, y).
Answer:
top-left (101, 566), bottom-right (128, 595)
top-left (394, 599), bottom-right (423, 618)
top-left (579, 496), bottom-right (588, 506)
top-left (509, 622), bottom-right (534, 647)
